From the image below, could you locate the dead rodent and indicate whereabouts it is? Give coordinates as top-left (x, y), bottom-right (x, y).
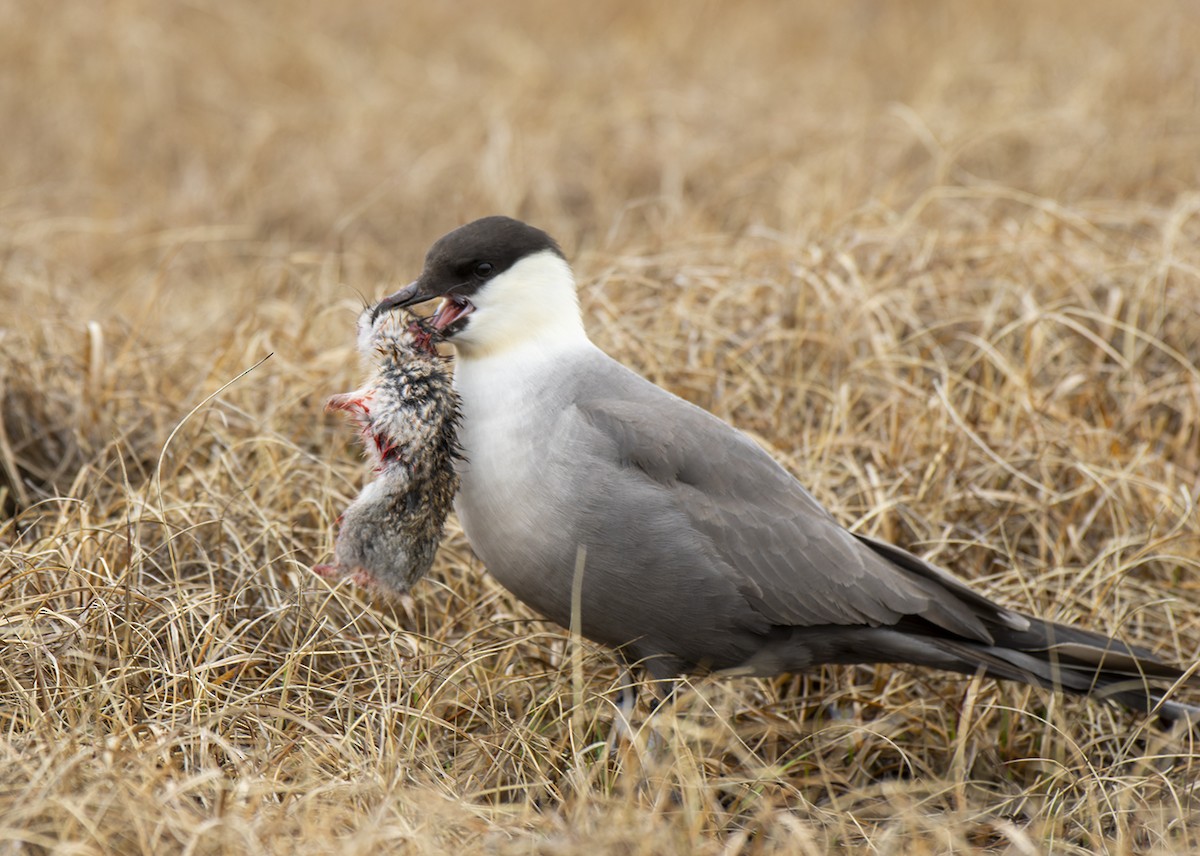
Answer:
top-left (314, 306), bottom-right (461, 597)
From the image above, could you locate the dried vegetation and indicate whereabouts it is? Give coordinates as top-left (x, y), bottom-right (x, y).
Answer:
top-left (2, 2), bottom-right (1199, 853)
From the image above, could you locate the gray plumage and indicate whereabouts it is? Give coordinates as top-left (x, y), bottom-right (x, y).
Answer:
top-left (374, 216), bottom-right (1198, 724)
top-left (315, 307), bottom-right (460, 596)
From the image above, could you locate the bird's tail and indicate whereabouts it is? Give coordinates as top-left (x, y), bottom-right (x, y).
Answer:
top-left (836, 534), bottom-right (1200, 724)
top-left (930, 614), bottom-right (1200, 725)
top-left (761, 620), bottom-right (1199, 725)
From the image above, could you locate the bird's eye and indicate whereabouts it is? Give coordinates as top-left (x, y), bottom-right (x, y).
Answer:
top-left (474, 262), bottom-right (494, 278)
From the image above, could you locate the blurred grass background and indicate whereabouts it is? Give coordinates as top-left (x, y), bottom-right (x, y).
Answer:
top-left (2, 1), bottom-right (1199, 853)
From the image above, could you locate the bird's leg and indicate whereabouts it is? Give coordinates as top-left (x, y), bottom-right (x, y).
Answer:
top-left (647, 678), bottom-right (678, 714)
top-left (608, 670), bottom-right (679, 756)
top-left (616, 670), bottom-right (638, 717)
top-left (608, 668), bottom-right (639, 754)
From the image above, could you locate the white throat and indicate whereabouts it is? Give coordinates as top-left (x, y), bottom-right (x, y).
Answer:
top-left (450, 250), bottom-right (590, 362)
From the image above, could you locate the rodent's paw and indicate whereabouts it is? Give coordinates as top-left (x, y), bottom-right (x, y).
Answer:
top-left (349, 567), bottom-right (378, 588)
top-left (326, 389), bottom-right (376, 416)
top-left (312, 561), bottom-right (390, 595)
top-left (312, 562), bottom-right (342, 579)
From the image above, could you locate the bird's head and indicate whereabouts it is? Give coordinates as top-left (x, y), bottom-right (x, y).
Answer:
top-left (372, 216), bottom-right (586, 359)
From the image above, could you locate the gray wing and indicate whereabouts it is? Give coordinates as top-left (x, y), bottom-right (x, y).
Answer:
top-left (577, 381), bottom-right (1027, 646)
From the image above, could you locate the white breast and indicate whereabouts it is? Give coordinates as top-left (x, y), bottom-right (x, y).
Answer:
top-left (450, 340), bottom-right (592, 569)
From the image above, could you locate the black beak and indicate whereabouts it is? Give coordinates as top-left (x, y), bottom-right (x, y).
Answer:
top-left (371, 280), bottom-right (439, 322)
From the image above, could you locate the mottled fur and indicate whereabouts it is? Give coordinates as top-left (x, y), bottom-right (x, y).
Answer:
top-left (314, 307), bottom-right (461, 596)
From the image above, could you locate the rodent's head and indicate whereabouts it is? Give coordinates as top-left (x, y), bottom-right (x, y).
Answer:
top-left (355, 305), bottom-right (440, 365)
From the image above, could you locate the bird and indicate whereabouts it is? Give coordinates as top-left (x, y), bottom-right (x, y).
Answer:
top-left (371, 215), bottom-right (1197, 724)
top-left (315, 306), bottom-right (461, 597)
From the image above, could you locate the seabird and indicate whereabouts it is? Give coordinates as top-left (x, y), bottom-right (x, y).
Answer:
top-left (372, 215), bottom-right (1197, 723)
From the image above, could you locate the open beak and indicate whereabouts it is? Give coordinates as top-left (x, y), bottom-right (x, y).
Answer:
top-left (426, 295), bottom-right (474, 333)
top-left (372, 280), bottom-right (475, 336)
top-left (371, 280), bottom-right (437, 322)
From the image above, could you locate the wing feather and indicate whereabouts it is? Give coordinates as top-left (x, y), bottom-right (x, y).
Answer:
top-left (579, 392), bottom-right (1004, 644)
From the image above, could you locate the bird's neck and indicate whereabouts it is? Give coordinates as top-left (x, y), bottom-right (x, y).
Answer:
top-left (453, 315), bottom-right (591, 363)
top-left (454, 328), bottom-right (593, 378)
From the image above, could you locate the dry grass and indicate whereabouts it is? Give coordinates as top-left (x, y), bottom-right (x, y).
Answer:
top-left (3, 1), bottom-right (1200, 853)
